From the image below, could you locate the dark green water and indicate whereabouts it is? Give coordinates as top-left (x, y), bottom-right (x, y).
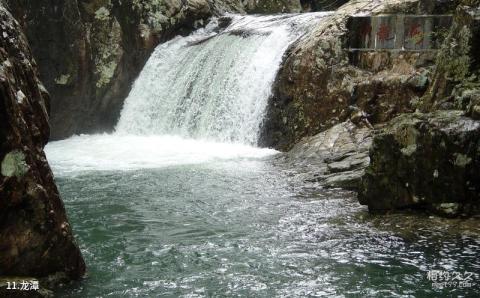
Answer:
top-left (53, 158), bottom-right (480, 297)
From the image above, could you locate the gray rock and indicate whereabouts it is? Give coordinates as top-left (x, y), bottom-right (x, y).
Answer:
top-left (281, 121), bottom-right (373, 190)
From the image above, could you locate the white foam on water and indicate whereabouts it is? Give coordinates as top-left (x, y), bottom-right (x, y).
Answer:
top-left (45, 134), bottom-right (278, 175)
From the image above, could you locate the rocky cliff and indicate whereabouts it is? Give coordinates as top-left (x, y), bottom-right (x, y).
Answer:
top-left (0, 1), bottom-right (85, 287)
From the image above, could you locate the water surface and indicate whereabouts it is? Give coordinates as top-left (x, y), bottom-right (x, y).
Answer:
top-left (46, 137), bottom-right (480, 297)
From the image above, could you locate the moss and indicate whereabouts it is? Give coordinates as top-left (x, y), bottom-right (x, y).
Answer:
top-left (94, 7), bottom-right (110, 21)
top-left (54, 74), bottom-right (71, 85)
top-left (1, 150), bottom-right (28, 178)
top-left (436, 25), bottom-right (471, 82)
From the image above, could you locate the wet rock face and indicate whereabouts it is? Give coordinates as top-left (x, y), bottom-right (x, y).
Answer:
top-left (0, 4), bottom-right (85, 280)
top-left (358, 111), bottom-right (480, 217)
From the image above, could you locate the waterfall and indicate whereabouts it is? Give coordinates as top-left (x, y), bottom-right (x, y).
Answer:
top-left (46, 13), bottom-right (331, 174)
top-left (115, 13), bottom-right (330, 145)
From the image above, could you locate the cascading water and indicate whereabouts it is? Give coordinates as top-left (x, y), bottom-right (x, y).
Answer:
top-left (46, 13), bottom-right (332, 174)
top-left (115, 13), bottom-right (331, 145)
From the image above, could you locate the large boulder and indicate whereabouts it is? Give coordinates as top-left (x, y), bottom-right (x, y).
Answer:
top-left (0, 2), bottom-right (85, 284)
top-left (358, 111), bottom-right (480, 217)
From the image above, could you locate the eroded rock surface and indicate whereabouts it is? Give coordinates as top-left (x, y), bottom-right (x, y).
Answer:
top-left (0, 2), bottom-right (85, 284)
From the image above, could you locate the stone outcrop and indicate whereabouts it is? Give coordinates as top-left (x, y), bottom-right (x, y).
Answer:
top-left (259, 0), bottom-right (451, 151)
top-left (358, 111), bottom-right (480, 217)
top-left (281, 121), bottom-right (372, 190)
top-left (0, 1), bottom-right (85, 286)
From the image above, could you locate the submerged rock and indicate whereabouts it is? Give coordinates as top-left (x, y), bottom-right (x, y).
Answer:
top-left (358, 111), bottom-right (480, 217)
top-left (0, 2), bottom-right (85, 284)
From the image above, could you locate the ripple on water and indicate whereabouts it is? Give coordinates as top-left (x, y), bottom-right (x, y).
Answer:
top-left (53, 160), bottom-right (480, 297)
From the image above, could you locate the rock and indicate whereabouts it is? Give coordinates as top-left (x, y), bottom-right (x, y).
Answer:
top-left (358, 111), bottom-right (480, 216)
top-left (245, 0), bottom-right (302, 13)
top-left (259, 0), bottom-right (438, 151)
top-left (0, 3), bottom-right (85, 282)
top-left (300, 0), bottom-right (350, 12)
top-left (281, 121), bottom-right (373, 190)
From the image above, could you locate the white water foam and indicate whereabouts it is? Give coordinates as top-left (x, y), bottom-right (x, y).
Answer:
top-left (46, 134), bottom-right (277, 175)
